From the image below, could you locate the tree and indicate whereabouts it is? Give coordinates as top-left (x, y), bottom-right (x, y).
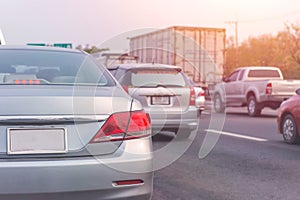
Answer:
top-left (224, 22), bottom-right (300, 79)
top-left (278, 22), bottom-right (300, 65)
top-left (224, 36), bottom-right (236, 76)
top-left (75, 44), bottom-right (109, 54)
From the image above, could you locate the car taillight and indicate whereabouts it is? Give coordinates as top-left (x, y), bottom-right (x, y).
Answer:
top-left (190, 86), bottom-right (196, 106)
top-left (90, 110), bottom-right (151, 143)
top-left (14, 80), bottom-right (41, 84)
top-left (121, 85), bottom-right (129, 93)
top-left (200, 90), bottom-right (205, 97)
top-left (266, 83), bottom-right (272, 95)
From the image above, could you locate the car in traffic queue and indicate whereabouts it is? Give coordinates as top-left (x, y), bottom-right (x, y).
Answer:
top-left (187, 78), bottom-right (205, 115)
top-left (108, 63), bottom-right (199, 138)
top-left (278, 88), bottom-right (300, 144)
top-left (0, 45), bottom-right (153, 200)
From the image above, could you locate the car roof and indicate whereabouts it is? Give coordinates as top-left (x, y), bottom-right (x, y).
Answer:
top-left (235, 66), bottom-right (279, 71)
top-left (109, 63), bottom-right (182, 71)
top-left (0, 45), bottom-right (84, 54)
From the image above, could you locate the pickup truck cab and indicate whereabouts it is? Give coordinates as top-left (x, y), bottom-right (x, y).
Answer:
top-left (213, 66), bottom-right (300, 117)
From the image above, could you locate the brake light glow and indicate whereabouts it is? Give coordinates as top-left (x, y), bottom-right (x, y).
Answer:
top-left (190, 86), bottom-right (196, 106)
top-left (121, 85), bottom-right (129, 93)
top-left (113, 179), bottom-right (144, 187)
top-left (266, 83), bottom-right (272, 95)
top-left (90, 110), bottom-right (151, 143)
top-left (14, 80), bottom-right (41, 85)
top-left (200, 90), bottom-right (205, 97)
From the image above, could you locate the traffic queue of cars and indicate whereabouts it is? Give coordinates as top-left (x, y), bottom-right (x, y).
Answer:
top-left (0, 45), bottom-right (153, 200)
top-left (0, 45), bottom-right (205, 199)
top-left (108, 62), bottom-right (300, 145)
top-left (2, 45), bottom-right (299, 200)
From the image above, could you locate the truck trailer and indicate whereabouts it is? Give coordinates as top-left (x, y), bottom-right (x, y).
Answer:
top-left (128, 26), bottom-right (226, 87)
top-left (0, 29), bottom-right (6, 45)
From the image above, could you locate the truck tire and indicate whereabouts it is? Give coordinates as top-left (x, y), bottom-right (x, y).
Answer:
top-left (282, 114), bottom-right (299, 144)
top-left (247, 96), bottom-right (261, 117)
top-left (214, 94), bottom-right (225, 113)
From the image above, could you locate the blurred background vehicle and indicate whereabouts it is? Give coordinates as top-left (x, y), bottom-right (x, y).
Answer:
top-left (213, 66), bottom-right (300, 117)
top-left (278, 88), bottom-right (300, 144)
top-left (0, 45), bottom-right (153, 200)
top-left (187, 78), bottom-right (205, 114)
top-left (109, 63), bottom-right (198, 138)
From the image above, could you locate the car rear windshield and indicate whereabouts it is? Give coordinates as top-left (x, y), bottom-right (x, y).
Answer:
top-left (248, 69), bottom-right (281, 78)
top-left (130, 68), bottom-right (187, 87)
top-left (0, 49), bottom-right (115, 86)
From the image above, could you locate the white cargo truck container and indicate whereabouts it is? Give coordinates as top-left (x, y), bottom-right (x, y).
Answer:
top-left (0, 29), bottom-right (6, 45)
top-left (129, 26), bottom-right (226, 87)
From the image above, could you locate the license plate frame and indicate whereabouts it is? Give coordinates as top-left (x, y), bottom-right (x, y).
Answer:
top-left (7, 128), bottom-right (67, 155)
top-left (151, 96), bottom-right (170, 105)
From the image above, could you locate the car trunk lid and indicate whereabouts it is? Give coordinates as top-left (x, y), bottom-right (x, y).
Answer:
top-left (0, 85), bottom-right (136, 158)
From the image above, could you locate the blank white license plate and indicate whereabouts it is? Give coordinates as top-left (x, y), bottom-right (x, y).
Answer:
top-left (7, 128), bottom-right (67, 155)
top-left (151, 96), bottom-right (170, 105)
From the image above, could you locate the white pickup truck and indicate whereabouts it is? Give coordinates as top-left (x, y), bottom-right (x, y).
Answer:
top-left (213, 66), bottom-right (300, 116)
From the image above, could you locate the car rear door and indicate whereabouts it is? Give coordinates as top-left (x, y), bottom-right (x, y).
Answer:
top-left (126, 68), bottom-right (191, 113)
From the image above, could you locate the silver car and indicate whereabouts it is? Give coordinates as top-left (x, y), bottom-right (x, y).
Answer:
top-left (187, 79), bottom-right (205, 114)
top-left (0, 46), bottom-right (153, 199)
top-left (109, 63), bottom-right (198, 137)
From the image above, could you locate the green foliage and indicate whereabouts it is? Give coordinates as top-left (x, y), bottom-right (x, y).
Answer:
top-left (224, 22), bottom-right (300, 79)
top-left (75, 44), bottom-right (109, 54)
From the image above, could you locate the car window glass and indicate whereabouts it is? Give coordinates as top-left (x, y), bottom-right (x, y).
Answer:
top-left (238, 69), bottom-right (245, 81)
top-left (0, 49), bottom-right (115, 86)
top-left (248, 70), bottom-right (280, 78)
top-left (130, 69), bottom-right (186, 87)
top-left (228, 71), bottom-right (239, 82)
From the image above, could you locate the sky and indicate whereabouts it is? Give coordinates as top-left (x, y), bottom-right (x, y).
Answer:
top-left (1, 0), bottom-right (300, 51)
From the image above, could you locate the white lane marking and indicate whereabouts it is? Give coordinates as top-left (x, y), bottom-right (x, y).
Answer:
top-left (205, 129), bottom-right (268, 142)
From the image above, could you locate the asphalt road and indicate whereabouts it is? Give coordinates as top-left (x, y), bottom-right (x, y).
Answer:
top-left (151, 107), bottom-right (300, 200)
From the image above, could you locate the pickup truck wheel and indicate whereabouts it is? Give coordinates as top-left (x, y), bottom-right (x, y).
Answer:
top-left (247, 96), bottom-right (261, 117)
top-left (214, 94), bottom-right (225, 113)
top-left (282, 114), bottom-right (299, 144)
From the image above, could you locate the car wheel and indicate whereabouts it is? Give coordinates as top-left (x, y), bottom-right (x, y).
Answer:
top-left (247, 96), bottom-right (261, 117)
top-left (214, 94), bottom-right (225, 113)
top-left (282, 114), bottom-right (299, 144)
top-left (198, 109), bottom-right (202, 115)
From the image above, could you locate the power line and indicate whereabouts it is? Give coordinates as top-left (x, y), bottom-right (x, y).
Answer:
top-left (239, 10), bottom-right (300, 23)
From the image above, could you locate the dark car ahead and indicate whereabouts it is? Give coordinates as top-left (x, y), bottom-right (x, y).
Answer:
top-left (278, 88), bottom-right (300, 144)
top-left (0, 46), bottom-right (153, 200)
top-left (109, 63), bottom-right (198, 138)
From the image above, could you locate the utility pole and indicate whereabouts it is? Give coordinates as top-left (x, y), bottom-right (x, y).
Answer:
top-left (225, 20), bottom-right (239, 67)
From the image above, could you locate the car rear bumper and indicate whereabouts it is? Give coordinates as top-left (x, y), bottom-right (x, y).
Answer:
top-left (259, 95), bottom-right (291, 104)
top-left (148, 107), bottom-right (198, 131)
top-left (0, 139), bottom-right (153, 200)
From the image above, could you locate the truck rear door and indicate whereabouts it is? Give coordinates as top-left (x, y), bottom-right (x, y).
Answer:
top-left (271, 80), bottom-right (300, 96)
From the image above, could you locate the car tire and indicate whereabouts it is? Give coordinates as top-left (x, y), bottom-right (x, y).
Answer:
top-left (282, 114), bottom-right (300, 144)
top-left (198, 109), bottom-right (202, 115)
top-left (214, 93), bottom-right (225, 113)
top-left (247, 96), bottom-right (261, 117)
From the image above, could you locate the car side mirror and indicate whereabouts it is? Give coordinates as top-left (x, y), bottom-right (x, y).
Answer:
top-left (296, 88), bottom-right (300, 95)
top-left (222, 77), bottom-right (229, 82)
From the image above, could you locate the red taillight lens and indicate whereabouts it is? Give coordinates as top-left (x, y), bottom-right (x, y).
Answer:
top-left (190, 86), bottom-right (196, 106)
top-left (200, 90), bottom-right (205, 97)
top-left (113, 179), bottom-right (144, 187)
top-left (266, 83), bottom-right (272, 95)
top-left (90, 110), bottom-right (151, 143)
top-left (14, 80), bottom-right (41, 85)
top-left (121, 85), bottom-right (129, 93)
